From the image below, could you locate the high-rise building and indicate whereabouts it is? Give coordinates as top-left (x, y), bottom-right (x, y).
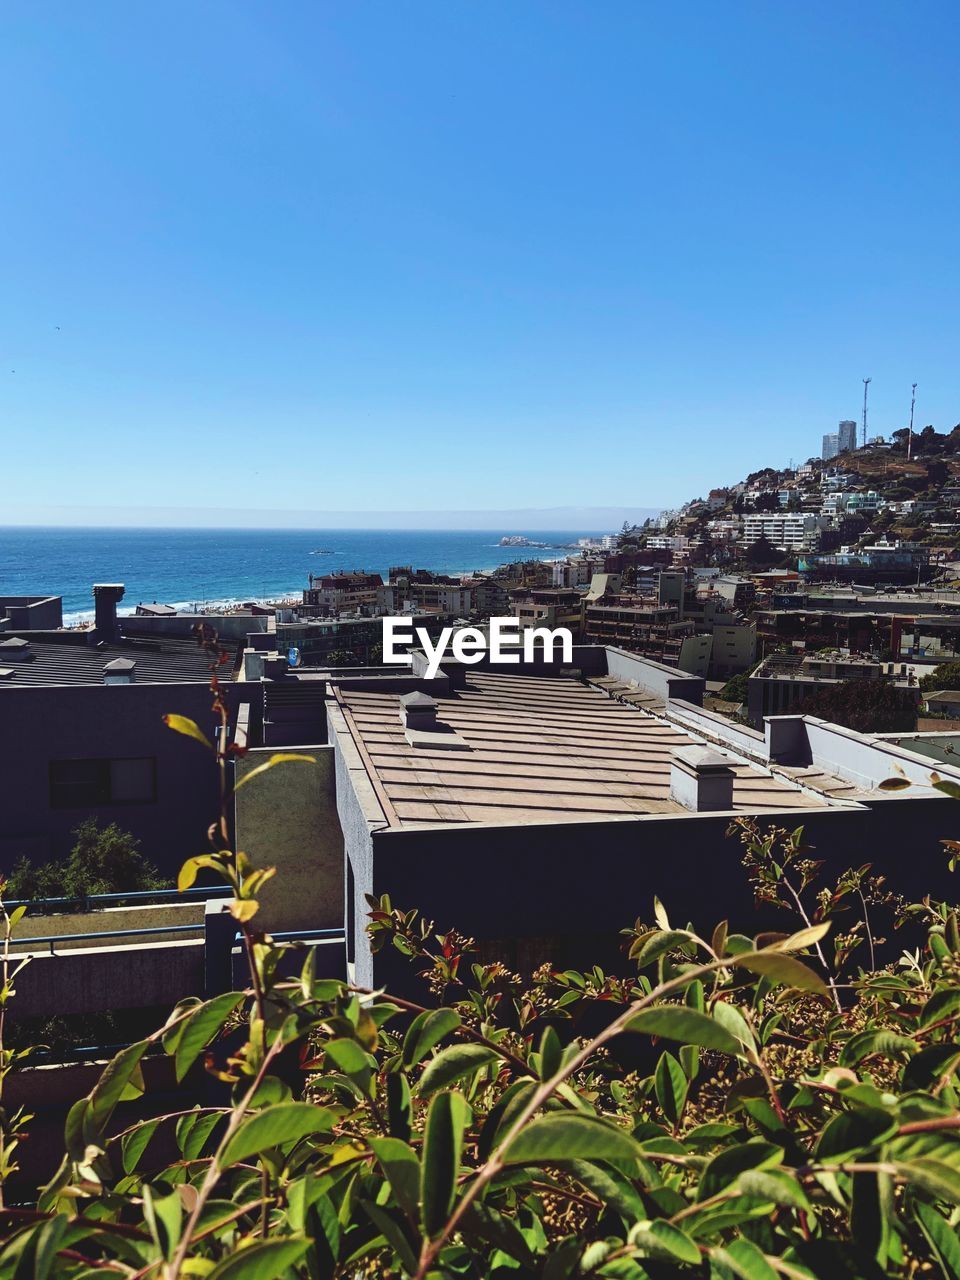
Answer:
top-left (822, 432), bottom-right (839, 461)
top-left (838, 420), bottom-right (857, 453)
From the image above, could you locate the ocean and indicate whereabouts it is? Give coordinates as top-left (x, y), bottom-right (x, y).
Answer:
top-left (0, 527), bottom-right (602, 624)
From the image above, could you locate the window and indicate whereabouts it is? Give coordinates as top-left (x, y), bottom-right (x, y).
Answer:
top-left (49, 757), bottom-right (156, 809)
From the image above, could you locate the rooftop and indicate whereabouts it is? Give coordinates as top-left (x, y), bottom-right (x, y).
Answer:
top-left (333, 669), bottom-right (834, 829)
top-left (0, 635), bottom-right (233, 687)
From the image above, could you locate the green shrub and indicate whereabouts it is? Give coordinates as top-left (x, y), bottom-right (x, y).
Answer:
top-left (5, 689), bottom-right (960, 1275)
top-left (6, 819), bottom-right (170, 901)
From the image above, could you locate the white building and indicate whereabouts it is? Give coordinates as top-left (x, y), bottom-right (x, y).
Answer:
top-left (742, 513), bottom-right (821, 552)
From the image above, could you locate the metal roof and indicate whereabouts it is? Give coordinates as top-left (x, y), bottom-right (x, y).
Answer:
top-left (0, 635), bottom-right (235, 687)
top-left (336, 670), bottom-right (832, 828)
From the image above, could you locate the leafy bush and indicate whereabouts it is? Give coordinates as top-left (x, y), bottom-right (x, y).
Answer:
top-left (3, 807), bottom-right (960, 1276)
top-left (4, 644), bottom-right (960, 1276)
top-left (6, 819), bottom-right (170, 901)
top-left (921, 662), bottom-right (960, 694)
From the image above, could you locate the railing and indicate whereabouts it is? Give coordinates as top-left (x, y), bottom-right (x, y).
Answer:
top-left (5, 885), bottom-right (232, 915)
top-left (12, 923), bottom-right (203, 955)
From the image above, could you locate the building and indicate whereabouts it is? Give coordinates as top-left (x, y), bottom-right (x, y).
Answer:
top-left (302, 572), bottom-right (389, 616)
top-left (742, 513), bottom-right (821, 552)
top-left (0, 585), bottom-right (250, 873)
top-left (822, 433), bottom-right (839, 462)
top-left (747, 652), bottom-right (919, 727)
top-left (838, 420), bottom-right (858, 453)
top-left (0, 595), bottom-right (63, 631)
top-left (923, 690), bottom-right (960, 720)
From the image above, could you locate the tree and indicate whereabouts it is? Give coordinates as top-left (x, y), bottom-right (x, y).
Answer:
top-left (920, 661), bottom-right (960, 693)
top-left (743, 534), bottom-right (781, 568)
top-left (6, 820), bottom-right (168, 900)
top-left (800, 678), bottom-right (918, 733)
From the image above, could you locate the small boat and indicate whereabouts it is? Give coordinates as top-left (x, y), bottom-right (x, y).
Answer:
top-left (310, 548), bottom-right (334, 555)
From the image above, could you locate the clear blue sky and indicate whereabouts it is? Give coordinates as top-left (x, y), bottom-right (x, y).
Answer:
top-left (2, 1), bottom-right (958, 524)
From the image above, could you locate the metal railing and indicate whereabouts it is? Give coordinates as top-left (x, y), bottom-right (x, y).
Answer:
top-left (6, 885), bottom-right (232, 915)
top-left (12, 923), bottom-right (203, 955)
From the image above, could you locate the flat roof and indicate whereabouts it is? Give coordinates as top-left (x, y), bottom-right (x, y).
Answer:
top-left (334, 670), bottom-right (833, 829)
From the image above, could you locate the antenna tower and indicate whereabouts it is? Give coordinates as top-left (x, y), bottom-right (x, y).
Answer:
top-left (862, 377), bottom-right (872, 449)
top-left (907, 382), bottom-right (917, 460)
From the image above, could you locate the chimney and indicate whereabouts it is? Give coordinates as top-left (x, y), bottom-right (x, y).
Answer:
top-left (93, 584), bottom-right (125, 643)
top-left (103, 657), bottom-right (136, 685)
top-left (399, 690), bottom-right (438, 732)
top-left (670, 745), bottom-right (736, 812)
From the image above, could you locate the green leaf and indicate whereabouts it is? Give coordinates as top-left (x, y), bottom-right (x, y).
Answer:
top-left (89, 1039), bottom-right (148, 1131)
top-left (903, 1044), bottom-right (960, 1091)
top-left (142, 1185), bottom-right (182, 1261)
top-left (8, 904), bottom-right (27, 929)
top-left (698, 1143), bottom-right (784, 1201)
top-left (360, 1200), bottom-right (418, 1275)
top-left (205, 1238), bottom-right (311, 1280)
top-left (538, 1025), bottom-right (562, 1080)
top-left (462, 1200), bottom-right (535, 1267)
top-left (920, 989), bottom-right (960, 1029)
top-left (817, 1107), bottom-right (898, 1162)
top-left (121, 1117), bottom-right (162, 1174)
top-left (234, 752), bottom-right (316, 792)
top-left (731, 949), bottom-right (828, 996)
top-left (180, 1110), bottom-right (222, 1161)
top-left (9, 1214), bottom-right (67, 1280)
top-left (775, 922), bottom-right (831, 951)
top-left (626, 1005), bottom-right (742, 1056)
top-left (916, 1202), bottom-right (960, 1280)
top-left (177, 854), bottom-right (224, 892)
top-left (839, 1030), bottom-right (915, 1068)
top-left (631, 1220), bottom-right (700, 1265)
top-left (163, 713), bottom-right (214, 750)
top-left (502, 1113), bottom-right (643, 1166)
top-left (738, 1168), bottom-right (811, 1210)
top-left (568, 1159), bottom-right (646, 1223)
top-left (325, 1037), bottom-right (372, 1076)
top-left (174, 992), bottom-right (244, 1082)
top-left (630, 930), bottom-right (693, 967)
top-left (711, 1239), bottom-right (780, 1280)
top-left (654, 1051), bottom-right (688, 1128)
top-left (369, 1136), bottom-right (421, 1225)
top-left (220, 1102), bottom-right (336, 1167)
top-left (402, 1007), bottom-right (461, 1068)
top-left (420, 1090), bottom-right (470, 1238)
top-left (387, 1071), bottom-right (413, 1141)
top-left (419, 1043), bottom-right (500, 1097)
top-left (896, 1158), bottom-right (960, 1203)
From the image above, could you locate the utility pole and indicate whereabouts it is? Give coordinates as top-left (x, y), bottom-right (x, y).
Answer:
top-left (862, 377), bottom-right (872, 449)
top-left (907, 382), bottom-right (917, 460)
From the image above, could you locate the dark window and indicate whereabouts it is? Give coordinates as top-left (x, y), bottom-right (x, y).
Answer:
top-left (49, 757), bottom-right (156, 809)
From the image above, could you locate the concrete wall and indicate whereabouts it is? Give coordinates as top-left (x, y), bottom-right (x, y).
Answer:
top-left (234, 745), bottom-right (345, 931)
top-left (0, 596), bottom-right (63, 629)
top-left (123, 613), bottom-right (271, 641)
top-left (606, 647), bottom-right (705, 704)
top-left (0, 681), bottom-right (253, 876)
top-left (14, 939), bottom-right (204, 1017)
top-left (357, 796), bottom-right (960, 993)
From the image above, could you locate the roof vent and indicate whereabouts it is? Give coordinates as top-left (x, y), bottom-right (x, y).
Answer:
top-left (0, 638), bottom-right (31, 662)
top-left (399, 690), bottom-right (438, 732)
top-left (670, 745), bottom-right (736, 813)
top-left (103, 657), bottom-right (136, 685)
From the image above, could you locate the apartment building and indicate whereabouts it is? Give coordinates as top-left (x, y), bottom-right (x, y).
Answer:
top-left (742, 512), bottom-right (821, 552)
